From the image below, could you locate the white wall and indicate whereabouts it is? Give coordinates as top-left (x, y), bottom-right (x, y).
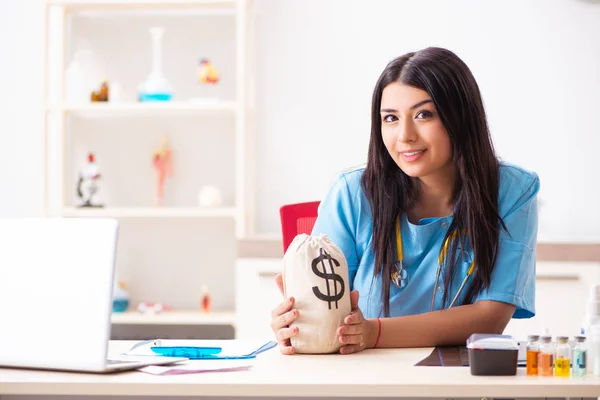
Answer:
top-left (253, 0), bottom-right (600, 242)
top-left (2, 0), bottom-right (600, 243)
top-left (0, 0), bottom-right (44, 217)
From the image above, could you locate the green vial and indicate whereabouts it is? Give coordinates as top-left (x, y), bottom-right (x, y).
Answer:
top-left (573, 335), bottom-right (587, 377)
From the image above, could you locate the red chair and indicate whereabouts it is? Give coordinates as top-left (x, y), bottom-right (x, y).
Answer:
top-left (279, 201), bottom-right (320, 253)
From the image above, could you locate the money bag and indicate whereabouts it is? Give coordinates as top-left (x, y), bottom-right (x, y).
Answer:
top-left (282, 234), bottom-right (351, 354)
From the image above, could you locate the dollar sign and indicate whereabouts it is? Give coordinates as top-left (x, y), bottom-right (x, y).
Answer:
top-left (311, 248), bottom-right (345, 309)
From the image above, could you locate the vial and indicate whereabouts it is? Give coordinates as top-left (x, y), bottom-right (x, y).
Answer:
top-left (573, 335), bottom-right (587, 377)
top-left (554, 336), bottom-right (571, 377)
top-left (538, 335), bottom-right (554, 376)
top-left (526, 334), bottom-right (540, 376)
top-left (200, 284), bottom-right (211, 313)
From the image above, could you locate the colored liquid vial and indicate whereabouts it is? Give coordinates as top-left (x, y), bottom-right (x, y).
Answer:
top-left (538, 335), bottom-right (554, 376)
top-left (526, 334), bottom-right (540, 376)
top-left (554, 357), bottom-right (570, 377)
top-left (527, 350), bottom-right (540, 375)
top-left (554, 336), bottom-right (571, 377)
top-left (200, 284), bottom-right (211, 313)
top-left (539, 353), bottom-right (554, 376)
top-left (573, 335), bottom-right (587, 377)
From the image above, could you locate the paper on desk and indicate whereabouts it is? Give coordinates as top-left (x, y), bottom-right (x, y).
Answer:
top-left (138, 359), bottom-right (253, 375)
top-left (125, 339), bottom-right (276, 359)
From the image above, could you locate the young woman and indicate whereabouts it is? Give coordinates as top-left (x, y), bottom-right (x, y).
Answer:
top-left (270, 47), bottom-right (539, 355)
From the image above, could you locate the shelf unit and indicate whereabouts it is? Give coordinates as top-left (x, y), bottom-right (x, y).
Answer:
top-left (53, 100), bottom-right (239, 115)
top-left (61, 206), bottom-right (237, 218)
top-left (46, 0), bottom-right (239, 11)
top-left (43, 0), bottom-right (254, 237)
top-left (42, 0), bottom-right (256, 336)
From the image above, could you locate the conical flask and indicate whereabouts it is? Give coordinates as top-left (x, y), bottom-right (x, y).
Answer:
top-left (138, 27), bottom-right (173, 101)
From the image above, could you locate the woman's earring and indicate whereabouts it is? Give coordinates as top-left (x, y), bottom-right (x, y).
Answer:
top-left (391, 261), bottom-right (408, 288)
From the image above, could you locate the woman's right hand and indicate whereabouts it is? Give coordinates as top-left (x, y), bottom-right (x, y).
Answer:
top-left (270, 273), bottom-right (299, 355)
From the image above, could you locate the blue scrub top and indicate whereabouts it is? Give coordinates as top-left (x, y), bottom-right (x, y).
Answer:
top-left (311, 162), bottom-right (540, 319)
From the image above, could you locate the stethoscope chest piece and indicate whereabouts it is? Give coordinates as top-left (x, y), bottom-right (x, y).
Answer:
top-left (391, 260), bottom-right (408, 288)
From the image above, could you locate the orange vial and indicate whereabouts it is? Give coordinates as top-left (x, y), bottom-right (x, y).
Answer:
top-left (200, 284), bottom-right (211, 313)
top-left (526, 334), bottom-right (540, 376)
top-left (538, 335), bottom-right (554, 376)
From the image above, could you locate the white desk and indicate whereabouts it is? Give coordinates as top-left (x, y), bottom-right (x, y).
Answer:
top-left (0, 341), bottom-right (599, 399)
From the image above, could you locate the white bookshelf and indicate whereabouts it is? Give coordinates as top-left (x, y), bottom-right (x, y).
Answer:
top-left (53, 101), bottom-right (239, 115)
top-left (62, 206), bottom-right (237, 218)
top-left (43, 0), bottom-right (253, 236)
top-left (46, 0), bottom-right (238, 11)
top-left (43, 0), bottom-right (255, 335)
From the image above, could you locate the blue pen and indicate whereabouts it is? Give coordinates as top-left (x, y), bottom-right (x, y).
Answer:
top-left (151, 346), bottom-right (222, 359)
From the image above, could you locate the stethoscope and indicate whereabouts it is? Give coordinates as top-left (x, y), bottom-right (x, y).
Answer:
top-left (390, 218), bottom-right (476, 311)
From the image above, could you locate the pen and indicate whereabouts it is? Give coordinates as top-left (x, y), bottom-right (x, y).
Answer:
top-left (151, 346), bottom-right (222, 359)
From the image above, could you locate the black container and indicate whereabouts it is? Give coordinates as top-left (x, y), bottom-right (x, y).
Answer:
top-left (466, 334), bottom-right (518, 376)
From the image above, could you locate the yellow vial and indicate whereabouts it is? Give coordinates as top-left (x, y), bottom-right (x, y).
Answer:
top-left (554, 336), bottom-right (571, 377)
top-left (555, 357), bottom-right (570, 377)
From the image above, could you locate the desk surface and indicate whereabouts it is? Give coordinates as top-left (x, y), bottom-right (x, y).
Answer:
top-left (1, 341), bottom-right (599, 398)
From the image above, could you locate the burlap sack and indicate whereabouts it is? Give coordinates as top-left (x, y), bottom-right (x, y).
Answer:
top-left (282, 234), bottom-right (351, 354)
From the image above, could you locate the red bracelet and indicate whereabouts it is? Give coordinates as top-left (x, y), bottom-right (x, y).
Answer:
top-left (373, 317), bottom-right (382, 348)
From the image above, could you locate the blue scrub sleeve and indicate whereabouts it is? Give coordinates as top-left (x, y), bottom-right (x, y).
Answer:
top-left (311, 173), bottom-right (360, 287)
top-left (475, 174), bottom-right (540, 318)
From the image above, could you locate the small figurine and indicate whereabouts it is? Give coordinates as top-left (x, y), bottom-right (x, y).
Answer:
top-left (91, 80), bottom-right (109, 102)
top-left (77, 152), bottom-right (103, 207)
top-left (197, 185), bottom-right (223, 208)
top-left (200, 284), bottom-right (211, 313)
top-left (197, 58), bottom-right (219, 84)
top-left (152, 135), bottom-right (174, 206)
top-left (112, 281), bottom-right (130, 313)
top-left (137, 302), bottom-right (173, 315)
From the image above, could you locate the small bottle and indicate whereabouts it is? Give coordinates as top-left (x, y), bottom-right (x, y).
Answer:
top-left (573, 335), bottom-right (588, 377)
top-left (538, 335), bottom-right (554, 376)
top-left (100, 80), bottom-right (109, 101)
top-left (200, 284), bottom-right (211, 313)
top-left (583, 284), bottom-right (600, 369)
top-left (112, 281), bottom-right (130, 313)
top-left (554, 336), bottom-right (571, 377)
top-left (591, 324), bottom-right (600, 376)
top-left (526, 334), bottom-right (540, 376)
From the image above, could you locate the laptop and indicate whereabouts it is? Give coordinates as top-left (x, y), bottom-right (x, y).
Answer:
top-left (0, 217), bottom-right (187, 373)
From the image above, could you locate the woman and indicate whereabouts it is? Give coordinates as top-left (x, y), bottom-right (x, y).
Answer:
top-left (271, 47), bottom-right (539, 355)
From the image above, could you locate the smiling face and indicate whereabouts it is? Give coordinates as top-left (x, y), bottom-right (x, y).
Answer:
top-left (380, 82), bottom-right (453, 181)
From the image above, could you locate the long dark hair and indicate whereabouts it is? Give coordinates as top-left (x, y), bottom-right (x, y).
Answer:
top-left (361, 47), bottom-right (507, 317)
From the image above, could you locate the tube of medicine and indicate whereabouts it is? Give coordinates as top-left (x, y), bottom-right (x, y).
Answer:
top-left (554, 336), bottom-right (570, 377)
top-left (573, 335), bottom-right (587, 377)
top-left (526, 334), bottom-right (540, 376)
top-left (538, 335), bottom-right (554, 376)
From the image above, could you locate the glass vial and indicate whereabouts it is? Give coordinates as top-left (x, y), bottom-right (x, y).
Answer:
top-left (554, 336), bottom-right (571, 377)
top-left (526, 334), bottom-right (540, 376)
top-left (573, 335), bottom-right (587, 377)
top-left (200, 284), bottom-right (211, 313)
top-left (538, 335), bottom-right (554, 376)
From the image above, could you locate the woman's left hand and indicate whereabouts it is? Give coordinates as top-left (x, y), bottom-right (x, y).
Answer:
top-left (337, 290), bottom-right (377, 354)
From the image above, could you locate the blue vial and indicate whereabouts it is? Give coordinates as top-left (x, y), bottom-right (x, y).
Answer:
top-left (573, 335), bottom-right (587, 377)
